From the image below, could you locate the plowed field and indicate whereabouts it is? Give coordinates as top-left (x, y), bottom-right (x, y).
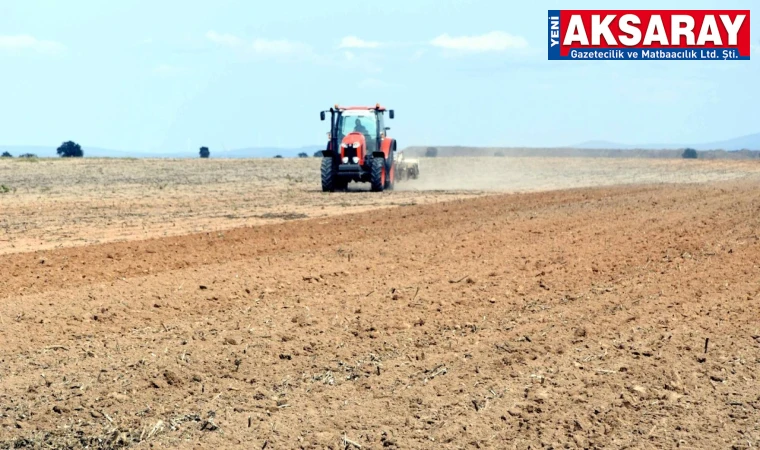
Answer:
top-left (1, 158), bottom-right (759, 449)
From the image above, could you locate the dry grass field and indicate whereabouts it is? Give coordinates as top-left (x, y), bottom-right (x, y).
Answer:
top-left (1, 157), bottom-right (760, 449)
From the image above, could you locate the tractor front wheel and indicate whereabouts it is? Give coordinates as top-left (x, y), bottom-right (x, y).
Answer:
top-left (321, 158), bottom-right (337, 192)
top-left (370, 157), bottom-right (385, 192)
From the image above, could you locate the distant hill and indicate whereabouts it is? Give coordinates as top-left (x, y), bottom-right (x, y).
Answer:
top-left (213, 146), bottom-right (322, 158)
top-left (574, 132), bottom-right (760, 151)
top-left (404, 146), bottom-right (760, 160)
top-left (573, 141), bottom-right (674, 150)
top-left (0, 145), bottom-right (323, 158)
top-left (696, 132), bottom-right (760, 151)
top-left (402, 132), bottom-right (760, 159)
top-left (403, 146), bottom-right (684, 158)
top-left (573, 140), bottom-right (634, 149)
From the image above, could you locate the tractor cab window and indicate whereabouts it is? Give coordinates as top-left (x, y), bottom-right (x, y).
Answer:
top-left (338, 112), bottom-right (377, 140)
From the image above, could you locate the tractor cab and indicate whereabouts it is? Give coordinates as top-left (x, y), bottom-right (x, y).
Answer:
top-left (338, 110), bottom-right (379, 154)
top-left (319, 104), bottom-right (397, 192)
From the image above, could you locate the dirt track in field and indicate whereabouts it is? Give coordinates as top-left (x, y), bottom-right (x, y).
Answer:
top-left (2, 167), bottom-right (760, 448)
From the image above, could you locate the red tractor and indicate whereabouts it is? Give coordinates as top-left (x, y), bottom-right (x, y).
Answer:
top-left (319, 104), bottom-right (397, 192)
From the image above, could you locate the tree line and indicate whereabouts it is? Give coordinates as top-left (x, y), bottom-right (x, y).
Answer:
top-left (1, 141), bottom-right (84, 158)
top-left (198, 147), bottom-right (314, 159)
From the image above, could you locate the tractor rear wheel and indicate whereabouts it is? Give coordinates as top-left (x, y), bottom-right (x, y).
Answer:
top-left (385, 161), bottom-right (395, 190)
top-left (321, 158), bottom-right (337, 192)
top-left (370, 157), bottom-right (385, 192)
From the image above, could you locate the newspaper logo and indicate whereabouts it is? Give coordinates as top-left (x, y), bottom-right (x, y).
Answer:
top-left (548, 10), bottom-right (750, 60)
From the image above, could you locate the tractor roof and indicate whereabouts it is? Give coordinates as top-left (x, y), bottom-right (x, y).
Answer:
top-left (334, 104), bottom-right (387, 112)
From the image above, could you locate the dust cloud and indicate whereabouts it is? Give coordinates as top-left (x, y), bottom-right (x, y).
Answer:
top-left (395, 157), bottom-right (760, 192)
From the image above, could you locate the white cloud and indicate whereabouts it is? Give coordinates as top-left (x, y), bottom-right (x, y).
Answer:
top-left (252, 38), bottom-right (308, 55)
top-left (410, 49), bottom-right (426, 61)
top-left (206, 30), bottom-right (243, 47)
top-left (342, 53), bottom-right (383, 74)
top-left (0, 34), bottom-right (65, 54)
top-left (339, 36), bottom-right (381, 49)
top-left (206, 31), bottom-right (310, 57)
top-left (430, 31), bottom-right (528, 52)
top-left (333, 51), bottom-right (382, 73)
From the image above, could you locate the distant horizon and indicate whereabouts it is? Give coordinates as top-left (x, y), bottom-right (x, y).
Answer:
top-left (3, 129), bottom-right (760, 158)
top-left (2, 129), bottom-right (760, 155)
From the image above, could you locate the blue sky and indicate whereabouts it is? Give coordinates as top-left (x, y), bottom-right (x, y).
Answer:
top-left (0, 0), bottom-right (757, 153)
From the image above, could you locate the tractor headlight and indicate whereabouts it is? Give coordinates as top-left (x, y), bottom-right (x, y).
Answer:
top-left (342, 157), bottom-right (349, 164)
top-left (341, 143), bottom-right (348, 148)
top-left (352, 157), bottom-right (359, 164)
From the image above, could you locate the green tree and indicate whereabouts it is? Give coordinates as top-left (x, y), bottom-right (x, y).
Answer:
top-left (425, 147), bottom-right (438, 157)
top-left (1, 151), bottom-right (12, 158)
top-left (682, 148), bottom-right (698, 159)
top-left (199, 146), bottom-right (210, 158)
top-left (57, 141), bottom-right (84, 157)
top-left (298, 152), bottom-right (309, 158)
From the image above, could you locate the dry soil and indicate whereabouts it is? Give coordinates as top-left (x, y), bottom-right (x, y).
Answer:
top-left (1, 158), bottom-right (759, 449)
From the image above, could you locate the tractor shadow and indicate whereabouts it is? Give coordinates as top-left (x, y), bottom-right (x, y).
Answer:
top-left (304, 183), bottom-right (379, 193)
